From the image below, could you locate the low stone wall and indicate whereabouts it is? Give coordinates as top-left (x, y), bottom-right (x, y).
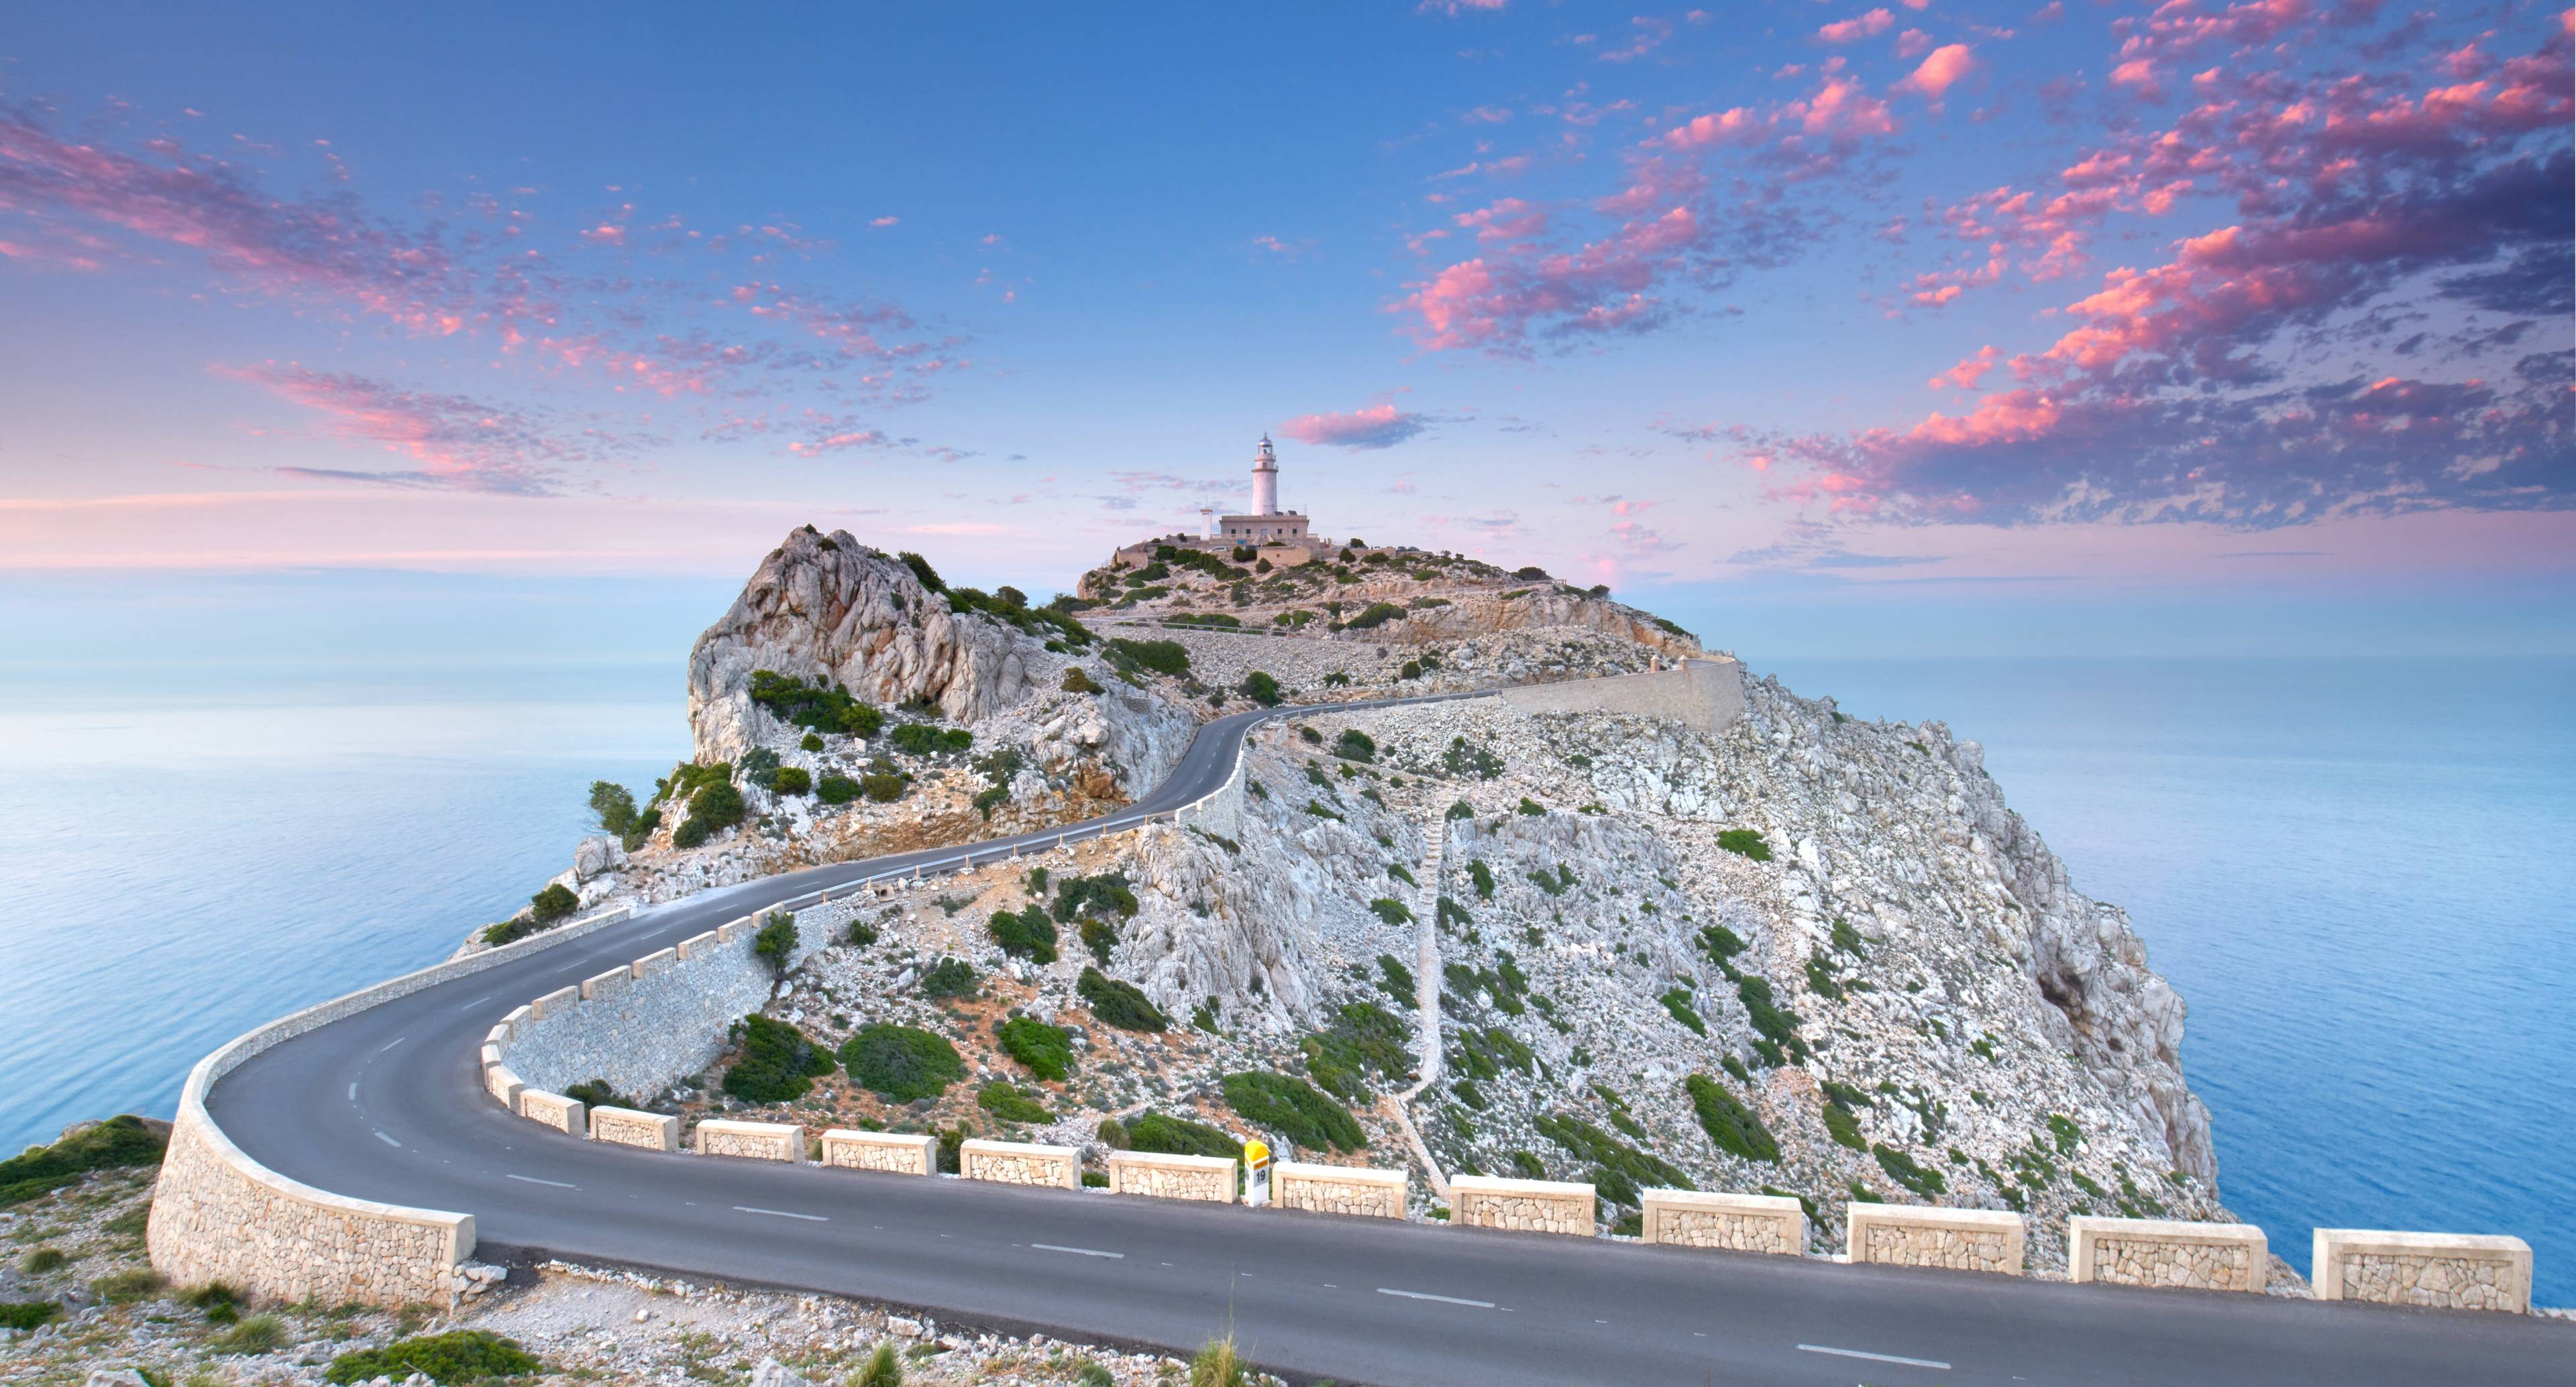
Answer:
top-left (1640, 1189), bottom-right (1803, 1255)
top-left (148, 904), bottom-right (632, 1309)
top-left (959, 1139), bottom-right (1079, 1189)
top-left (820, 1129), bottom-right (937, 1175)
top-left (484, 1062), bottom-right (525, 1113)
top-left (518, 1090), bottom-right (588, 1138)
top-left (696, 1119), bottom-right (805, 1163)
top-left (1273, 1162), bottom-right (1406, 1219)
top-left (1847, 1204), bottom-right (2025, 1275)
top-left (1450, 1175), bottom-right (1595, 1236)
top-left (1106, 1151), bottom-right (1236, 1203)
top-left (2313, 1229), bottom-right (2532, 1313)
top-left (1495, 656), bottom-right (1743, 735)
top-left (590, 1107), bottom-right (680, 1152)
top-left (2069, 1215), bottom-right (2265, 1293)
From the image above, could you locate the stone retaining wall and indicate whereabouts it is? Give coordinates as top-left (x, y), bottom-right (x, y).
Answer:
top-left (1640, 1189), bottom-right (1804, 1254)
top-left (147, 904), bottom-right (633, 1309)
top-left (820, 1129), bottom-right (937, 1175)
top-left (2313, 1229), bottom-right (2532, 1313)
top-left (2069, 1215), bottom-right (2265, 1293)
top-left (518, 1090), bottom-right (587, 1138)
top-left (1494, 656), bottom-right (1743, 735)
top-left (1106, 1151), bottom-right (1237, 1203)
top-left (696, 1119), bottom-right (805, 1162)
top-left (1450, 1174), bottom-right (1595, 1236)
top-left (1273, 1162), bottom-right (1407, 1219)
top-left (590, 1107), bottom-right (680, 1152)
top-left (1847, 1204), bottom-right (2025, 1275)
top-left (959, 1139), bottom-right (1079, 1188)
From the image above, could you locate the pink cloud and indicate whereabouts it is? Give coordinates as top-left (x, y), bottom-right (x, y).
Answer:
top-left (1395, 203), bottom-right (1704, 352)
top-left (1896, 27), bottom-right (1934, 58)
top-left (1455, 197), bottom-right (1548, 243)
top-left (788, 429), bottom-right (892, 456)
top-left (1897, 44), bottom-right (1978, 100)
top-left (1929, 345), bottom-right (2005, 390)
top-left (1279, 403), bottom-right (1429, 449)
top-left (869, 215), bottom-right (900, 227)
top-left (1418, 0), bottom-right (1507, 13)
top-left (1817, 9), bottom-right (1896, 43)
top-left (215, 363), bottom-right (635, 494)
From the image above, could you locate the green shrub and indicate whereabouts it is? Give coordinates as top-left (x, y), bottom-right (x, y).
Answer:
top-left (1446, 799), bottom-right (1475, 822)
top-left (800, 732), bottom-right (826, 752)
top-left (1685, 1075), bottom-right (1778, 1162)
top-left (563, 1079), bottom-right (620, 1109)
top-left (1078, 967), bottom-right (1169, 1031)
top-left (1189, 1335), bottom-right (1250, 1387)
top-left (1238, 671), bottom-right (1281, 706)
top-left (1340, 601), bottom-right (1407, 630)
top-left (1442, 737), bottom-right (1503, 779)
top-left (739, 746), bottom-right (782, 790)
top-left (1533, 1113), bottom-right (1690, 1209)
top-left (750, 910), bottom-right (798, 976)
top-left (722, 1015), bottom-right (835, 1103)
top-left (1367, 897), bottom-right (1413, 926)
top-left (325, 1330), bottom-right (541, 1385)
top-left (998, 1017), bottom-right (1073, 1080)
top-left (19, 1246), bottom-right (66, 1274)
top-left (1299, 1001), bottom-right (1411, 1101)
top-left (1376, 954), bottom-right (1415, 1003)
top-left (1334, 728), bottom-right (1376, 762)
top-left (1071, 1361), bottom-right (1110, 1387)
top-left (853, 1341), bottom-right (904, 1387)
top-left (816, 772), bottom-right (861, 804)
top-left (2048, 1113), bottom-right (2083, 1153)
top-left (0, 1300), bottom-right (60, 1331)
top-left (682, 779), bottom-right (747, 842)
top-left (859, 773), bottom-right (908, 802)
top-left (1095, 1117), bottom-right (1131, 1150)
top-left (1874, 1143), bottom-right (1947, 1196)
top-left (749, 670), bottom-right (883, 738)
top-left (1821, 1101), bottom-right (1866, 1151)
top-left (842, 1025), bottom-right (966, 1102)
top-left (1717, 828), bottom-right (1772, 861)
top-left (0, 1115), bottom-right (165, 1208)
top-left (1080, 918), bottom-right (1117, 964)
top-left (988, 906), bottom-right (1059, 963)
top-left (1107, 638), bottom-right (1191, 677)
top-left (898, 550), bottom-right (946, 592)
top-left (771, 767), bottom-right (812, 795)
top-left (1051, 873), bottom-right (1138, 924)
top-left (977, 1080), bottom-right (1051, 1123)
top-left (1735, 975), bottom-right (1808, 1062)
top-left (90, 1267), bottom-right (162, 1302)
top-left (215, 1313), bottom-right (290, 1355)
top-left (588, 780), bottom-right (639, 839)
top-left (1399, 659), bottom-right (1422, 680)
top-left (918, 956), bottom-right (977, 998)
top-left (1127, 1113), bottom-right (1242, 1160)
top-left (1062, 667), bottom-right (1103, 695)
top-left (1221, 1072), bottom-right (1365, 1153)
top-left (528, 883), bottom-right (579, 924)
top-left (1658, 989), bottom-right (1706, 1035)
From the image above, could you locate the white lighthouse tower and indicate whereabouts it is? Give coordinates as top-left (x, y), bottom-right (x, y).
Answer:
top-left (1251, 434), bottom-right (1281, 516)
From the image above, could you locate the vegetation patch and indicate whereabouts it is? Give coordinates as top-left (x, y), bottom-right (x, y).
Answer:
top-left (1127, 1112), bottom-right (1243, 1160)
top-left (723, 1015), bottom-right (836, 1103)
top-left (747, 670), bottom-right (884, 739)
top-left (1221, 1072), bottom-right (1366, 1153)
top-left (1874, 1143), bottom-right (1947, 1196)
top-left (977, 1080), bottom-right (1051, 1123)
top-left (1658, 989), bottom-right (1707, 1035)
top-left (1716, 828), bottom-right (1772, 862)
top-left (889, 722), bottom-right (973, 756)
top-left (752, 910), bottom-right (798, 975)
top-left (842, 1024), bottom-right (967, 1102)
top-left (918, 956), bottom-right (977, 998)
top-left (1078, 967), bottom-right (1169, 1031)
top-left (1299, 1001), bottom-right (1411, 1101)
top-left (0, 1301), bottom-right (61, 1331)
top-left (1107, 637), bottom-right (1191, 677)
top-left (988, 905), bottom-right (1059, 963)
top-left (998, 1016), bottom-right (1074, 1080)
top-left (1534, 1113), bottom-right (1690, 1209)
top-left (1238, 671), bottom-right (1281, 706)
top-left (1685, 1074), bottom-right (1778, 1162)
top-left (1368, 897), bottom-right (1413, 926)
top-left (325, 1331), bottom-right (542, 1386)
top-left (0, 1114), bottom-right (164, 1208)
top-left (1442, 737), bottom-right (1503, 779)
top-left (1334, 728), bottom-right (1377, 762)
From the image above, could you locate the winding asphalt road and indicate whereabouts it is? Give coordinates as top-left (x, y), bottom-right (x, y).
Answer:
top-left (207, 696), bottom-right (2565, 1386)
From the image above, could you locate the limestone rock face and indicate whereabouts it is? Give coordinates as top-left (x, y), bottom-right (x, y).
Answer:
top-left (686, 528), bottom-right (1044, 765)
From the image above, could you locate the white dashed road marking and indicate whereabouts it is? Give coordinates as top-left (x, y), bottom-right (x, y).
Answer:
top-left (735, 1207), bottom-right (826, 1221)
top-left (1376, 1288), bottom-right (1494, 1309)
top-left (374, 1131), bottom-right (400, 1148)
top-left (1031, 1243), bottom-right (1124, 1259)
top-left (1796, 1343), bottom-right (1952, 1370)
top-left (505, 1174), bottom-right (577, 1188)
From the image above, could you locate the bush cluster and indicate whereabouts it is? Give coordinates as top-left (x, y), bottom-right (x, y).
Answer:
top-left (1717, 828), bottom-right (1772, 861)
top-left (1077, 966), bottom-right (1167, 1031)
top-left (1685, 1074), bottom-right (1778, 1163)
top-left (1238, 670), bottom-right (1281, 706)
top-left (841, 1024), bottom-right (965, 1102)
top-left (722, 1015), bottom-right (835, 1103)
top-left (1126, 1112), bottom-right (1242, 1160)
top-left (889, 723), bottom-right (973, 757)
top-left (816, 772), bottom-right (860, 804)
top-left (988, 905), bottom-right (1059, 963)
top-left (1221, 1072), bottom-right (1364, 1153)
top-left (325, 1331), bottom-right (541, 1385)
top-left (977, 1080), bottom-right (1051, 1123)
top-left (0, 1115), bottom-right (164, 1209)
top-left (1534, 1113), bottom-right (1691, 1209)
top-left (771, 767), bottom-right (812, 795)
top-left (752, 911), bottom-right (798, 975)
top-left (1106, 637), bottom-right (1191, 677)
top-left (918, 956), bottom-right (977, 998)
top-left (997, 1016), bottom-right (1073, 1080)
top-left (586, 781), bottom-right (659, 850)
top-left (1339, 602), bottom-right (1407, 630)
top-left (747, 670), bottom-right (883, 739)
top-left (1299, 1001), bottom-right (1411, 1102)
top-left (1333, 728), bottom-right (1376, 762)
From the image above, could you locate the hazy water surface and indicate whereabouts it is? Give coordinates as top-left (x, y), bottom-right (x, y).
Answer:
top-left (1, 654), bottom-right (2567, 1304)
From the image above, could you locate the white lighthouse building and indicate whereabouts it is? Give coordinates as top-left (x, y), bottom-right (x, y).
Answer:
top-left (1220, 435), bottom-right (1313, 545)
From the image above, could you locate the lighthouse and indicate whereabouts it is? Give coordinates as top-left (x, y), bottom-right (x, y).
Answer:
top-left (1251, 434), bottom-right (1281, 516)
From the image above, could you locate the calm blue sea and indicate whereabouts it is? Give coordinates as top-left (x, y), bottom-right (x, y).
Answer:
top-left (1, 655), bottom-right (2568, 1304)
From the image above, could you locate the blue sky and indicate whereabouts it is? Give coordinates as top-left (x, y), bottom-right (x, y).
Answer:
top-left (1, 1), bottom-right (2569, 657)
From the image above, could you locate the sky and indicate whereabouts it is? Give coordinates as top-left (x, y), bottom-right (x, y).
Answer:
top-left (1, 1), bottom-right (2571, 660)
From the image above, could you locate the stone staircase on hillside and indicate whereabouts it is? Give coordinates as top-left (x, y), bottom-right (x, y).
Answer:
top-left (1383, 806), bottom-right (1452, 1203)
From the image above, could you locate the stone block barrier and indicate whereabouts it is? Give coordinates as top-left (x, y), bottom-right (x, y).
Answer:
top-left (518, 1089), bottom-right (588, 1138)
top-left (1106, 1151), bottom-right (1237, 1203)
top-left (484, 1062), bottom-right (525, 1113)
top-left (580, 966), bottom-right (631, 1001)
top-left (820, 1129), bottom-right (938, 1175)
top-left (1848, 1203), bottom-right (2025, 1275)
top-left (1273, 1162), bottom-right (1407, 1219)
top-left (530, 985), bottom-right (580, 1019)
top-left (960, 1138), bottom-right (1080, 1189)
top-left (696, 1119), bottom-right (806, 1162)
top-left (1640, 1189), bottom-right (1804, 1255)
top-left (148, 903), bottom-right (633, 1309)
top-left (590, 1107), bottom-right (680, 1152)
top-left (2313, 1229), bottom-right (2532, 1313)
top-left (1450, 1174), bottom-right (1595, 1236)
top-left (2069, 1215), bottom-right (2265, 1293)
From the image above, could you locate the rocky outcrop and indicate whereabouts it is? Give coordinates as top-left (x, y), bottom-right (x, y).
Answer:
top-left (686, 528), bottom-right (1049, 765)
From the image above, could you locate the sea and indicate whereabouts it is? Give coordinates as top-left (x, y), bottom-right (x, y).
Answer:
top-left (1, 651), bottom-right (2569, 1305)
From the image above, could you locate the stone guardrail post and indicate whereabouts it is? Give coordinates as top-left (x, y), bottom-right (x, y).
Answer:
top-left (1450, 1174), bottom-right (1596, 1235)
top-left (1273, 1162), bottom-right (1407, 1219)
top-left (696, 1119), bottom-right (806, 1162)
top-left (1847, 1203), bottom-right (2026, 1275)
top-left (2068, 1215), bottom-right (2266, 1293)
top-left (820, 1129), bottom-right (938, 1175)
top-left (1640, 1189), bottom-right (1805, 1254)
top-left (2312, 1229), bottom-right (2532, 1313)
top-left (1104, 1150), bottom-right (1238, 1202)
top-left (959, 1138), bottom-right (1081, 1188)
